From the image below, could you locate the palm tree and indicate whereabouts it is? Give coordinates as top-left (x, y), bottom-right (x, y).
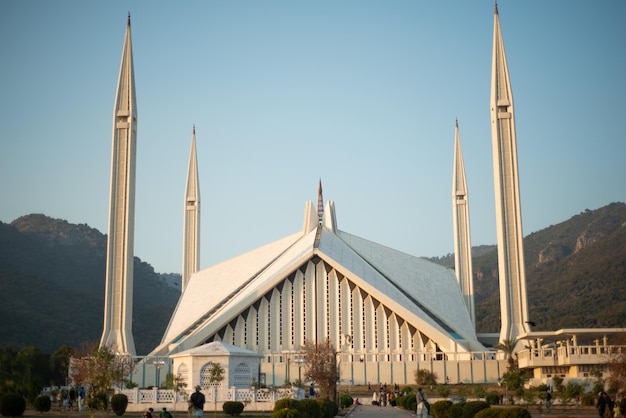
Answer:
top-left (495, 339), bottom-right (518, 370)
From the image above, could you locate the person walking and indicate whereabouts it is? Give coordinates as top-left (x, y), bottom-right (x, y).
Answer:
top-left (78, 387), bottom-right (85, 411)
top-left (190, 386), bottom-right (205, 418)
top-left (416, 388), bottom-right (428, 418)
top-left (598, 392), bottom-right (608, 418)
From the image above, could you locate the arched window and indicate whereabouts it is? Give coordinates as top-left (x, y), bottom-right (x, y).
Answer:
top-left (177, 363), bottom-right (189, 388)
top-left (232, 362), bottom-right (252, 388)
top-left (199, 361), bottom-right (214, 388)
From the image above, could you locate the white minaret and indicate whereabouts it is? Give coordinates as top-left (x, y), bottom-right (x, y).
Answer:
top-left (100, 15), bottom-right (137, 355)
top-left (452, 119), bottom-right (475, 328)
top-left (182, 126), bottom-right (200, 291)
top-left (490, 4), bottom-right (530, 343)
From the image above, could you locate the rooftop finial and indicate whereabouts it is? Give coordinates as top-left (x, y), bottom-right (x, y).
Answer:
top-left (317, 179), bottom-right (324, 221)
top-left (193, 124), bottom-right (196, 135)
top-left (127, 12), bottom-right (131, 26)
top-left (494, 1), bottom-right (498, 15)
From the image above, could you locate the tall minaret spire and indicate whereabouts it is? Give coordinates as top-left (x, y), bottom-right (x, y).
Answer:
top-left (490, 5), bottom-right (530, 343)
top-left (317, 179), bottom-right (324, 222)
top-left (452, 119), bottom-right (476, 328)
top-left (182, 125), bottom-right (201, 291)
top-left (100, 15), bottom-right (137, 355)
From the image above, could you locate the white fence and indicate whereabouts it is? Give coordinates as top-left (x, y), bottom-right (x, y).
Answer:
top-left (117, 387), bottom-right (305, 412)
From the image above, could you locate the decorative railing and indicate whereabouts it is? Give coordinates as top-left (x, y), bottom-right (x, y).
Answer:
top-left (517, 344), bottom-right (625, 369)
top-left (118, 387), bottom-right (305, 405)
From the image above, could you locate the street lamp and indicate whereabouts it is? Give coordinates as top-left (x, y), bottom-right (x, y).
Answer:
top-left (294, 357), bottom-right (305, 383)
top-left (152, 359), bottom-right (165, 388)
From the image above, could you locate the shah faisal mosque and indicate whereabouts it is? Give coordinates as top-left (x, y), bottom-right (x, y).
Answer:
top-left (97, 6), bottom-right (625, 393)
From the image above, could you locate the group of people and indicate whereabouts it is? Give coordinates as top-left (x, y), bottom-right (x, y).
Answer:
top-left (142, 407), bottom-right (173, 418)
top-left (54, 386), bottom-right (86, 411)
top-left (143, 386), bottom-right (205, 418)
top-left (370, 390), bottom-right (398, 407)
top-left (597, 391), bottom-right (626, 418)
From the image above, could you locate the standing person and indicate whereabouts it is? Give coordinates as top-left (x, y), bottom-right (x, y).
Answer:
top-left (143, 408), bottom-right (154, 418)
top-left (371, 391), bottom-right (379, 406)
top-left (546, 388), bottom-right (552, 412)
top-left (598, 392), bottom-right (608, 418)
top-left (309, 383), bottom-right (316, 399)
top-left (416, 388), bottom-right (428, 418)
top-left (78, 387), bottom-right (85, 411)
top-left (69, 387), bottom-right (76, 409)
top-left (190, 386), bottom-right (205, 418)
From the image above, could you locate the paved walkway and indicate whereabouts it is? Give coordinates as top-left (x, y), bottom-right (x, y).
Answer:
top-left (346, 403), bottom-right (416, 417)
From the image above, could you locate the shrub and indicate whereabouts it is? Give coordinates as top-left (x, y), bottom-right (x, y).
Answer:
top-left (299, 399), bottom-right (320, 418)
top-left (474, 386), bottom-right (487, 399)
top-left (400, 394), bottom-right (416, 411)
top-left (338, 393), bottom-right (353, 409)
top-left (316, 398), bottom-right (338, 418)
top-left (271, 409), bottom-right (301, 418)
top-left (86, 393), bottom-right (108, 410)
top-left (462, 400), bottom-right (490, 418)
top-left (485, 391), bottom-right (500, 405)
top-left (431, 400), bottom-right (452, 418)
top-left (474, 408), bottom-right (501, 418)
top-left (498, 406), bottom-right (531, 418)
top-left (222, 401), bottom-right (244, 416)
top-left (449, 401), bottom-right (465, 418)
top-left (33, 395), bottom-right (52, 413)
top-left (0, 393), bottom-right (26, 417)
top-left (437, 385), bottom-right (450, 397)
top-left (401, 386), bottom-right (414, 394)
top-left (274, 399), bottom-right (300, 411)
top-left (110, 394), bottom-right (128, 416)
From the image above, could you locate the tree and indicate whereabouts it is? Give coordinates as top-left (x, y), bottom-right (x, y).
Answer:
top-left (607, 351), bottom-right (626, 394)
top-left (302, 338), bottom-right (337, 401)
top-left (50, 345), bottom-right (76, 387)
top-left (208, 363), bottom-right (225, 418)
top-left (69, 345), bottom-right (131, 398)
top-left (165, 373), bottom-right (187, 394)
top-left (15, 346), bottom-right (52, 402)
top-left (414, 369), bottom-right (438, 386)
top-left (495, 339), bottom-right (518, 370)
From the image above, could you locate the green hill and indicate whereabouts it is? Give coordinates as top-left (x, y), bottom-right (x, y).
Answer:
top-left (470, 202), bottom-right (626, 332)
top-left (0, 215), bottom-right (180, 355)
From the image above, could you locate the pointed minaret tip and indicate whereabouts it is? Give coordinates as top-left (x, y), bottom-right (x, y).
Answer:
top-left (494, 1), bottom-right (499, 15)
top-left (127, 12), bottom-right (131, 26)
top-left (193, 124), bottom-right (196, 135)
top-left (317, 179), bottom-right (324, 220)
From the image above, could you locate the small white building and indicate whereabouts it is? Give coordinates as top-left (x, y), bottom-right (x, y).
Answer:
top-left (171, 341), bottom-right (263, 392)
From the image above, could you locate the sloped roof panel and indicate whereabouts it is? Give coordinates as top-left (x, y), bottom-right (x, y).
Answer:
top-left (322, 229), bottom-right (481, 348)
top-left (161, 231), bottom-right (305, 344)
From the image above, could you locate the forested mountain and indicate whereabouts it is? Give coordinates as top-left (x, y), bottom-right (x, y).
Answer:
top-left (0, 214), bottom-right (180, 355)
top-left (469, 202), bottom-right (626, 332)
top-left (0, 202), bottom-right (624, 354)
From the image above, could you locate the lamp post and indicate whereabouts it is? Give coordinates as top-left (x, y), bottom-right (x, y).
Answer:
top-left (295, 357), bottom-right (305, 383)
top-left (152, 359), bottom-right (165, 388)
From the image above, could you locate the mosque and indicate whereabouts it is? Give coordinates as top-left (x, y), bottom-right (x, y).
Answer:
top-left (98, 7), bottom-right (625, 391)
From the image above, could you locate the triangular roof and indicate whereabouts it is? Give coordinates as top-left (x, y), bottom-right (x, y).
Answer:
top-left (150, 199), bottom-right (483, 356)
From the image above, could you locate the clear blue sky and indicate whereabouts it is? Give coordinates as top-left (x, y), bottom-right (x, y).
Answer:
top-left (1, 1), bottom-right (624, 274)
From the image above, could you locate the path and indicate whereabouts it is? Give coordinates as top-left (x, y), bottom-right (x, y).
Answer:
top-left (346, 404), bottom-right (416, 417)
